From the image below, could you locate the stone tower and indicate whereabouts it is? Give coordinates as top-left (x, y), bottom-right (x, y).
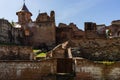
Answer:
top-left (16, 2), bottom-right (32, 25)
top-left (84, 22), bottom-right (97, 38)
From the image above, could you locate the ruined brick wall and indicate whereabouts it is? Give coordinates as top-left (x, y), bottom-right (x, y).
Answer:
top-left (85, 31), bottom-right (99, 38)
top-left (47, 38), bottom-right (120, 60)
top-left (0, 59), bottom-right (57, 80)
top-left (75, 59), bottom-right (120, 80)
top-left (0, 19), bottom-right (13, 43)
top-left (30, 11), bottom-right (56, 48)
top-left (30, 24), bottom-right (56, 48)
top-left (56, 27), bottom-right (73, 44)
top-left (70, 38), bottom-right (120, 61)
top-left (0, 45), bottom-right (33, 60)
top-left (16, 11), bottom-right (56, 48)
top-left (56, 23), bottom-right (84, 44)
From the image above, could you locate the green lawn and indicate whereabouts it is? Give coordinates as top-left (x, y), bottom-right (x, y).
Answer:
top-left (36, 52), bottom-right (46, 57)
top-left (33, 49), bottom-right (46, 57)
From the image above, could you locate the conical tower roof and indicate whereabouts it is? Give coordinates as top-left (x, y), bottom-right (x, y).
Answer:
top-left (16, 3), bottom-right (32, 16)
top-left (20, 3), bottom-right (30, 12)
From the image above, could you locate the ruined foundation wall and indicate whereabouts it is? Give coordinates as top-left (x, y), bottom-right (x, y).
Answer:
top-left (71, 38), bottom-right (120, 61)
top-left (75, 59), bottom-right (120, 80)
top-left (0, 59), bottom-right (120, 80)
top-left (0, 59), bottom-right (57, 80)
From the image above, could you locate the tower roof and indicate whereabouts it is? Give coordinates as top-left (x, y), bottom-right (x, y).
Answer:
top-left (16, 3), bottom-right (32, 16)
top-left (20, 3), bottom-right (30, 12)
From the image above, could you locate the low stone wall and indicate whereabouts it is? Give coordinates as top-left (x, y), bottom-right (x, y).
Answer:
top-left (0, 58), bottom-right (120, 80)
top-left (75, 59), bottom-right (120, 80)
top-left (0, 59), bottom-right (57, 80)
top-left (0, 45), bottom-right (33, 60)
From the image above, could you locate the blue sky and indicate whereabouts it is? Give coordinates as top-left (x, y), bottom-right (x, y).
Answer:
top-left (0, 0), bottom-right (120, 30)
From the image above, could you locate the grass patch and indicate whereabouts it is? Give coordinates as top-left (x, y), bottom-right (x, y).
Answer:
top-left (33, 49), bottom-right (46, 57)
top-left (33, 50), bottom-right (41, 53)
top-left (36, 52), bottom-right (46, 57)
top-left (98, 61), bottom-right (115, 65)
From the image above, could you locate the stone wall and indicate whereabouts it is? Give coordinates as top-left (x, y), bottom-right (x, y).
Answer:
top-left (56, 23), bottom-right (84, 44)
top-left (56, 27), bottom-right (73, 44)
top-left (47, 38), bottom-right (120, 60)
top-left (0, 59), bottom-right (120, 80)
top-left (75, 59), bottom-right (103, 80)
top-left (30, 23), bottom-right (56, 48)
top-left (70, 38), bottom-right (120, 61)
top-left (0, 19), bottom-right (13, 43)
top-left (47, 41), bottom-right (69, 58)
top-left (0, 45), bottom-right (33, 60)
top-left (29, 11), bottom-right (56, 48)
top-left (75, 58), bottom-right (120, 80)
top-left (0, 59), bottom-right (57, 80)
